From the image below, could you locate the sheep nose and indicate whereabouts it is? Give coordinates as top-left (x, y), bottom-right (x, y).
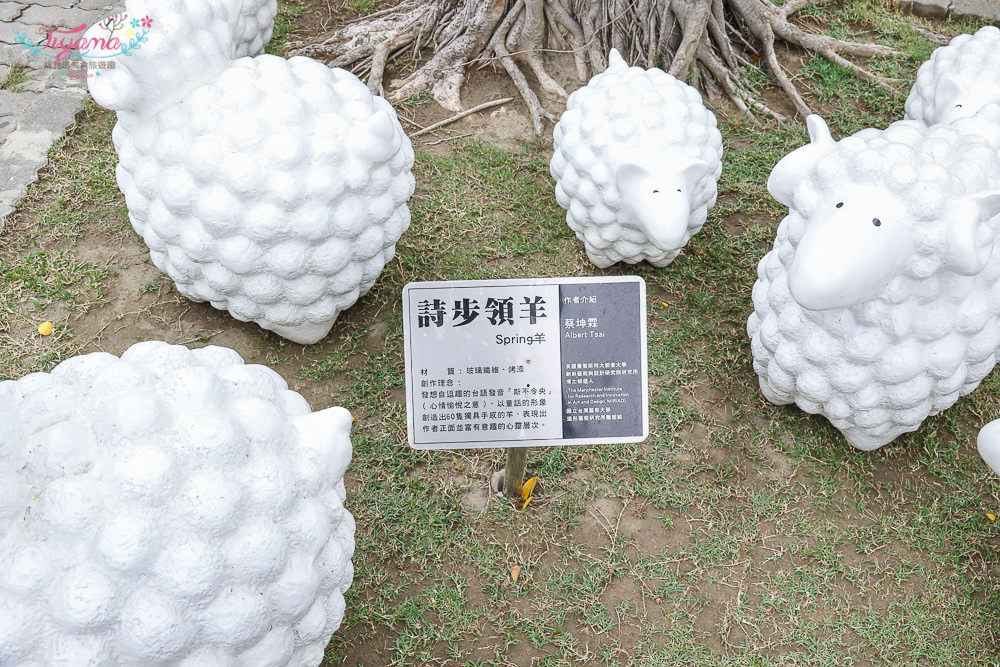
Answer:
top-left (644, 219), bottom-right (689, 251)
top-left (787, 267), bottom-right (833, 311)
top-left (788, 238), bottom-right (867, 311)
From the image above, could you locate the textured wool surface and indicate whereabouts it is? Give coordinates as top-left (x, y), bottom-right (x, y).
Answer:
top-left (0, 341), bottom-right (355, 666)
top-left (224, 0), bottom-right (277, 58)
top-left (748, 120), bottom-right (1000, 450)
top-left (905, 26), bottom-right (1000, 126)
top-left (948, 104), bottom-right (1000, 155)
top-left (88, 0), bottom-right (415, 344)
top-left (550, 49), bottom-right (723, 268)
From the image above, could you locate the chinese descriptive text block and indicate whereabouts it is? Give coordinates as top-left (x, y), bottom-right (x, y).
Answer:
top-left (402, 277), bottom-right (648, 450)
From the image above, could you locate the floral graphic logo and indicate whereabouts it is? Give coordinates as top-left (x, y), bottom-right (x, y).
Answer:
top-left (12, 12), bottom-right (153, 63)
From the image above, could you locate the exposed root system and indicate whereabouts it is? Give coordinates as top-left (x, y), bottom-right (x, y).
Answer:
top-left (294, 0), bottom-right (902, 132)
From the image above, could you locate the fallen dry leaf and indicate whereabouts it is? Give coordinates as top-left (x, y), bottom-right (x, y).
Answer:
top-left (520, 477), bottom-right (538, 501)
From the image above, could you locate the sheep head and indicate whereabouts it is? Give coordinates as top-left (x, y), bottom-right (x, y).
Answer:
top-left (789, 187), bottom-right (1000, 311)
top-left (86, 0), bottom-right (232, 114)
top-left (768, 115), bottom-right (837, 209)
top-left (932, 75), bottom-right (1000, 124)
top-left (788, 184), bottom-right (911, 310)
top-left (615, 158), bottom-right (708, 252)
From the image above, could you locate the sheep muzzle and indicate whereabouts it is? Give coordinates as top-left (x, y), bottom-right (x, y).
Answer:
top-left (788, 186), bottom-right (912, 311)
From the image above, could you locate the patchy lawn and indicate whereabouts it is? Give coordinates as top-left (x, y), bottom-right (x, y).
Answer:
top-left (2, 1), bottom-right (999, 665)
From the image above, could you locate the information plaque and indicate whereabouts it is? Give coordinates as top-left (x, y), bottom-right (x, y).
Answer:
top-left (402, 277), bottom-right (648, 450)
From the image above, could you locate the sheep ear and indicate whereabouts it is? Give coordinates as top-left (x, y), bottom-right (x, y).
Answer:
top-left (936, 76), bottom-right (968, 107)
top-left (806, 114), bottom-right (833, 144)
top-left (292, 406), bottom-right (354, 481)
top-left (679, 160), bottom-right (709, 190)
top-left (607, 48), bottom-right (628, 71)
top-left (616, 162), bottom-right (648, 193)
top-left (946, 191), bottom-right (1000, 275)
top-left (767, 114), bottom-right (836, 208)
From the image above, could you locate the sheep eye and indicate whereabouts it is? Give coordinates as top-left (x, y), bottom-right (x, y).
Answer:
top-left (652, 189), bottom-right (659, 194)
top-left (676, 188), bottom-right (682, 192)
top-left (836, 202), bottom-right (843, 208)
top-left (872, 218), bottom-right (881, 227)
top-left (956, 104), bottom-right (963, 108)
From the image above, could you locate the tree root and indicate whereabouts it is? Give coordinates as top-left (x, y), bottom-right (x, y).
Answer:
top-left (295, 0), bottom-right (904, 133)
top-left (411, 96), bottom-right (515, 136)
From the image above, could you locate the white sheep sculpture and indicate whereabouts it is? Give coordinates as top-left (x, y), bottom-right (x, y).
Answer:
top-left (225, 0), bottom-right (277, 58)
top-left (550, 49), bottom-right (723, 268)
top-left (904, 26), bottom-right (1000, 127)
top-left (749, 115), bottom-right (1000, 450)
top-left (978, 419), bottom-right (1000, 476)
top-left (0, 341), bottom-right (355, 666)
top-left (86, 0), bottom-right (415, 344)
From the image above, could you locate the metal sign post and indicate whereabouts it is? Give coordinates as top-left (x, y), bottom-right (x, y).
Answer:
top-left (501, 447), bottom-right (528, 498)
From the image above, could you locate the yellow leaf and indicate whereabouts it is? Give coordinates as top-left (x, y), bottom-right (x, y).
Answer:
top-left (510, 565), bottom-right (521, 582)
top-left (989, 513), bottom-right (996, 521)
top-left (37, 321), bottom-right (53, 336)
top-left (660, 302), bottom-right (669, 308)
top-left (521, 495), bottom-right (533, 511)
top-left (520, 476), bottom-right (538, 501)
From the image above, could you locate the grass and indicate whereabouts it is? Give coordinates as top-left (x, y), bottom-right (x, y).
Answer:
top-left (0, 99), bottom-right (126, 378)
top-left (267, 0), bottom-right (306, 57)
top-left (3, 2), bottom-right (1000, 665)
top-left (346, 0), bottom-right (384, 14)
top-left (1, 62), bottom-right (30, 91)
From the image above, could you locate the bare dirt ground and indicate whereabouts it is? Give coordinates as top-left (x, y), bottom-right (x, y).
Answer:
top-left (5, 1), bottom-right (1000, 665)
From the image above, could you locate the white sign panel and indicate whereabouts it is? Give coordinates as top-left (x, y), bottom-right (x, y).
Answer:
top-left (402, 277), bottom-right (648, 450)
